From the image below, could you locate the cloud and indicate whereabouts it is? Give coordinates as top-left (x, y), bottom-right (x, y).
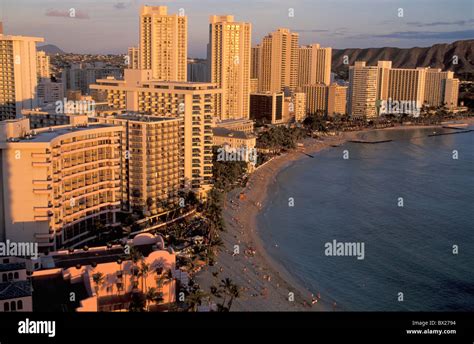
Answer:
top-left (113, 2), bottom-right (131, 10)
top-left (45, 8), bottom-right (90, 19)
top-left (293, 29), bottom-right (329, 33)
top-left (351, 30), bottom-right (474, 41)
top-left (406, 19), bottom-right (474, 28)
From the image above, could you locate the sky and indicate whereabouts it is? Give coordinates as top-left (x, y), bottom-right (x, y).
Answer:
top-left (1, 0), bottom-right (473, 57)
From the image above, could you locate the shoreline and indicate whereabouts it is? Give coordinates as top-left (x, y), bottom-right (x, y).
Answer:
top-left (195, 119), bottom-right (474, 311)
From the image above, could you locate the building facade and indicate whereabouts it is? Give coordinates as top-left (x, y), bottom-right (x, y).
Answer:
top-left (208, 15), bottom-right (251, 120)
top-left (0, 34), bottom-right (44, 120)
top-left (348, 61), bottom-right (460, 118)
top-left (139, 6), bottom-right (187, 81)
top-left (127, 47), bottom-right (140, 69)
top-left (302, 84), bottom-right (328, 115)
top-left (348, 61), bottom-right (380, 118)
top-left (0, 118), bottom-right (122, 251)
top-left (250, 92), bottom-right (284, 125)
top-left (327, 84), bottom-right (348, 116)
top-left (298, 44), bottom-right (332, 87)
top-left (36, 51), bottom-right (50, 81)
top-left (90, 70), bottom-right (220, 197)
top-left (258, 28), bottom-right (299, 93)
top-left (97, 114), bottom-right (184, 216)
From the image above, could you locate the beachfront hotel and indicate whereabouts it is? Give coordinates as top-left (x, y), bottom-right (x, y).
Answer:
top-left (215, 118), bottom-right (255, 134)
top-left (258, 28), bottom-right (299, 93)
top-left (347, 61), bottom-right (380, 118)
top-left (208, 15), bottom-right (252, 120)
top-left (95, 114), bottom-right (184, 216)
top-left (0, 117), bottom-right (122, 252)
top-left (139, 6), bottom-right (187, 82)
top-left (90, 69), bottom-right (220, 197)
top-left (0, 33), bottom-right (44, 120)
top-left (213, 127), bottom-right (257, 171)
top-left (212, 127), bottom-right (256, 151)
top-left (348, 61), bottom-right (460, 118)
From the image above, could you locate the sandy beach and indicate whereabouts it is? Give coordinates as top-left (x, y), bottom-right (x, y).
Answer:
top-left (194, 119), bottom-right (474, 311)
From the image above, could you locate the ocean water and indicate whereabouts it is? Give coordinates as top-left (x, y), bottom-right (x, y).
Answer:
top-left (258, 126), bottom-right (474, 311)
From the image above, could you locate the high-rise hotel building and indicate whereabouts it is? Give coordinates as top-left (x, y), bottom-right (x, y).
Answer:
top-left (0, 118), bottom-right (122, 251)
top-left (0, 34), bottom-right (44, 120)
top-left (348, 61), bottom-right (460, 118)
top-left (97, 114), bottom-right (184, 216)
top-left (424, 69), bottom-right (459, 109)
top-left (298, 44), bottom-right (332, 86)
top-left (91, 70), bottom-right (220, 197)
top-left (208, 15), bottom-right (251, 120)
top-left (139, 6), bottom-right (187, 81)
top-left (251, 45), bottom-right (260, 80)
top-left (348, 61), bottom-right (380, 118)
top-left (258, 28), bottom-right (299, 93)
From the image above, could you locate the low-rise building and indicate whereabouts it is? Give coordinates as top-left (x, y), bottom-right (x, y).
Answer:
top-left (214, 118), bottom-right (254, 134)
top-left (31, 234), bottom-right (179, 312)
top-left (0, 261), bottom-right (33, 312)
top-left (250, 92), bottom-right (285, 125)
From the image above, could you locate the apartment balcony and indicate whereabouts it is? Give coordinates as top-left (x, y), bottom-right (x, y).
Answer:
top-left (32, 152), bottom-right (51, 159)
top-left (32, 161), bottom-right (51, 168)
top-left (33, 187), bottom-right (52, 195)
top-left (35, 232), bottom-right (55, 240)
top-left (32, 178), bottom-right (52, 186)
top-left (34, 215), bottom-right (51, 222)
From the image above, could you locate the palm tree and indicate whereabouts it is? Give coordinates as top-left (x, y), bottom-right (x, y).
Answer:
top-left (227, 284), bottom-right (240, 311)
top-left (139, 260), bottom-right (150, 294)
top-left (145, 287), bottom-right (164, 311)
top-left (186, 288), bottom-right (208, 312)
top-left (217, 278), bottom-right (240, 312)
top-left (155, 271), bottom-right (167, 303)
top-left (128, 246), bottom-right (142, 265)
top-left (128, 291), bottom-right (146, 312)
top-left (92, 272), bottom-right (105, 311)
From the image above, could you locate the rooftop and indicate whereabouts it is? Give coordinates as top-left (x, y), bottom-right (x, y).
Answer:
top-left (0, 34), bottom-right (44, 42)
top-left (113, 113), bottom-right (182, 123)
top-left (213, 127), bottom-right (254, 139)
top-left (0, 280), bottom-right (32, 300)
top-left (0, 262), bottom-right (26, 272)
top-left (42, 242), bottom-right (161, 270)
top-left (13, 124), bottom-right (118, 143)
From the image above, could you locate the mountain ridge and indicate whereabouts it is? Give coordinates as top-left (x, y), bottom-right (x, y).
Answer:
top-left (332, 39), bottom-right (474, 79)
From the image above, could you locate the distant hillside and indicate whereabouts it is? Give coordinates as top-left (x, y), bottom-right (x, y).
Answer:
top-left (332, 39), bottom-right (474, 80)
top-left (37, 44), bottom-right (65, 55)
